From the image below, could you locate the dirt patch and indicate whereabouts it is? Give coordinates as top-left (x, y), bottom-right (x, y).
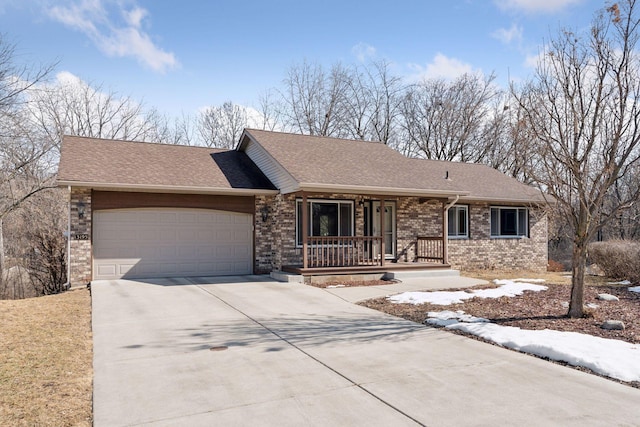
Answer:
top-left (0, 288), bottom-right (93, 426)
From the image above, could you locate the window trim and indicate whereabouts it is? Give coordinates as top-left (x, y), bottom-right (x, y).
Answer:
top-left (447, 205), bottom-right (469, 239)
top-left (295, 198), bottom-right (355, 247)
top-left (490, 206), bottom-right (529, 238)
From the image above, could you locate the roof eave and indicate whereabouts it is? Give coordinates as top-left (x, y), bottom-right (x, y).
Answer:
top-left (291, 183), bottom-right (470, 198)
top-left (458, 195), bottom-right (548, 205)
top-left (56, 180), bottom-right (279, 196)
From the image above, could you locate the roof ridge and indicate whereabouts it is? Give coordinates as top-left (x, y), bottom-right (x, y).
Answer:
top-left (63, 134), bottom-right (228, 152)
top-left (244, 128), bottom-right (385, 145)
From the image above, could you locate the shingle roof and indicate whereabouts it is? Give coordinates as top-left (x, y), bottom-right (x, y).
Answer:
top-left (241, 129), bottom-right (545, 203)
top-left (57, 135), bottom-right (276, 193)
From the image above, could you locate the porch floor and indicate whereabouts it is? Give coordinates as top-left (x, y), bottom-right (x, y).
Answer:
top-left (282, 261), bottom-right (450, 276)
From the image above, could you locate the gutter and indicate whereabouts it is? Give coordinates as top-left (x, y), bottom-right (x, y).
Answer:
top-left (444, 194), bottom-right (460, 211)
top-left (442, 195), bottom-right (460, 265)
top-left (292, 183), bottom-right (470, 198)
top-left (55, 181), bottom-right (279, 196)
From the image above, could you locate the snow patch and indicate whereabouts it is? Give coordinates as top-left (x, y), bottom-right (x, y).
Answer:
top-left (629, 286), bottom-right (640, 293)
top-left (388, 280), bottom-right (547, 306)
top-left (608, 280), bottom-right (632, 285)
top-left (426, 311), bottom-right (640, 382)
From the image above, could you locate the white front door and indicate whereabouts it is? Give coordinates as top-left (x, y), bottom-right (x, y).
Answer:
top-left (372, 201), bottom-right (396, 258)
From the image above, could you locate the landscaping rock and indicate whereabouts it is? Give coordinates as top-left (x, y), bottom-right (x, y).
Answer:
top-left (601, 320), bottom-right (625, 330)
top-left (597, 293), bottom-right (620, 301)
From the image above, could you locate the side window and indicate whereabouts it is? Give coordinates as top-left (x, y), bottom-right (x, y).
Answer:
top-left (448, 205), bottom-right (468, 238)
top-left (490, 207), bottom-right (529, 237)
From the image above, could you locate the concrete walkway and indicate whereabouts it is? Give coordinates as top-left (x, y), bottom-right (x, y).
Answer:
top-left (92, 276), bottom-right (640, 426)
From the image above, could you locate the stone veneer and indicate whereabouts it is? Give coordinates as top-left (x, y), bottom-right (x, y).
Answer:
top-left (254, 194), bottom-right (548, 273)
top-left (69, 187), bottom-right (92, 285)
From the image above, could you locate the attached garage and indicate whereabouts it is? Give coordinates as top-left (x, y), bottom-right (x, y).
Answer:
top-left (58, 136), bottom-right (277, 285)
top-left (93, 208), bottom-right (253, 280)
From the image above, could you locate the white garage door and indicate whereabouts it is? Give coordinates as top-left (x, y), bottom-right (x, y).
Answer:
top-left (93, 209), bottom-right (253, 280)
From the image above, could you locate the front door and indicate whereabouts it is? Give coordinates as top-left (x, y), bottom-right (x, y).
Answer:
top-left (372, 201), bottom-right (396, 259)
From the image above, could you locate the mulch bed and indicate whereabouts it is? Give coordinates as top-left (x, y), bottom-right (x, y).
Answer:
top-left (360, 283), bottom-right (640, 344)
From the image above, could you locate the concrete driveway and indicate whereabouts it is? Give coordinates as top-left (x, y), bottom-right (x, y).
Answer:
top-left (92, 276), bottom-right (640, 426)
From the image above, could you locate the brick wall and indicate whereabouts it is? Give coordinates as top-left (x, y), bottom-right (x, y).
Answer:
top-left (397, 198), bottom-right (443, 262)
top-left (255, 195), bottom-right (548, 273)
top-left (69, 187), bottom-right (92, 285)
top-left (447, 203), bottom-right (548, 272)
top-left (254, 193), bottom-right (366, 271)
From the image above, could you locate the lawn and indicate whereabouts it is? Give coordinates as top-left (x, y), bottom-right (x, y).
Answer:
top-left (0, 288), bottom-right (93, 426)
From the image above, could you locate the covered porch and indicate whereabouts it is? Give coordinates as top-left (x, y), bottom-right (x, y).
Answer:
top-left (282, 192), bottom-right (456, 276)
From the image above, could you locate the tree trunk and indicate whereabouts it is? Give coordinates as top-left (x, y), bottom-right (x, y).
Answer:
top-left (568, 241), bottom-right (587, 318)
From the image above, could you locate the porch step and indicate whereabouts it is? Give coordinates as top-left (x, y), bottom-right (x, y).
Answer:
top-left (384, 269), bottom-right (460, 280)
top-left (270, 271), bottom-right (305, 283)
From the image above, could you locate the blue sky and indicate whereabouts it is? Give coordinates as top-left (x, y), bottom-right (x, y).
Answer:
top-left (1, 0), bottom-right (600, 117)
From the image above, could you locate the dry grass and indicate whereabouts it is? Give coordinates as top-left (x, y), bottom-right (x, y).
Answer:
top-left (0, 288), bottom-right (92, 426)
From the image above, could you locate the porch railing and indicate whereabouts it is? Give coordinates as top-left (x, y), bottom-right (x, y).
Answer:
top-left (416, 236), bottom-right (446, 263)
top-left (306, 236), bottom-right (384, 268)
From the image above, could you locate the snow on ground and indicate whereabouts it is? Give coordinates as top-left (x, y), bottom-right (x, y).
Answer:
top-left (426, 311), bottom-right (640, 382)
top-left (608, 280), bottom-right (632, 285)
top-left (512, 278), bottom-right (546, 283)
top-left (388, 279), bottom-right (547, 306)
top-left (398, 278), bottom-right (640, 382)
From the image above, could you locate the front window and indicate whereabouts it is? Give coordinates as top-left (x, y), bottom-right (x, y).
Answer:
top-left (448, 205), bottom-right (468, 238)
top-left (296, 199), bottom-right (354, 245)
top-left (491, 207), bottom-right (528, 237)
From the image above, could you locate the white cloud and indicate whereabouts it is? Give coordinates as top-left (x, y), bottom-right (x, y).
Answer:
top-left (351, 42), bottom-right (376, 62)
top-left (524, 46), bottom-right (548, 68)
top-left (494, 0), bottom-right (584, 14)
top-left (408, 53), bottom-right (476, 81)
top-left (47, 0), bottom-right (178, 73)
top-left (492, 23), bottom-right (523, 45)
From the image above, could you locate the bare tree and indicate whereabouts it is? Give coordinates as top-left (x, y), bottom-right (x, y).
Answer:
top-left (197, 101), bottom-right (250, 148)
top-left (0, 35), bottom-right (56, 295)
top-left (28, 74), bottom-right (161, 148)
top-left (342, 60), bottom-right (404, 146)
top-left (401, 73), bottom-right (502, 162)
top-left (256, 89), bottom-right (284, 131)
top-left (514, 0), bottom-right (640, 317)
top-left (281, 61), bottom-right (351, 137)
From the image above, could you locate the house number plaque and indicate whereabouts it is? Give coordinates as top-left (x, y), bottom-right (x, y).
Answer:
top-left (74, 233), bottom-right (90, 240)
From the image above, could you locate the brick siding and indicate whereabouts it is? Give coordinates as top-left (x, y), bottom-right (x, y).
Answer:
top-left (448, 203), bottom-right (548, 272)
top-left (255, 195), bottom-right (548, 273)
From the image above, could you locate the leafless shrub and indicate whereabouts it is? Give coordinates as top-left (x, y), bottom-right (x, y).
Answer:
top-left (588, 240), bottom-right (640, 283)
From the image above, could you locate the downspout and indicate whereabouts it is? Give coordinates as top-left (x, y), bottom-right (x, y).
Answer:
top-left (442, 195), bottom-right (460, 265)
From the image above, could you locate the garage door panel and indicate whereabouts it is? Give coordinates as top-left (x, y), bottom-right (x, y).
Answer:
top-left (93, 208), bottom-right (253, 280)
